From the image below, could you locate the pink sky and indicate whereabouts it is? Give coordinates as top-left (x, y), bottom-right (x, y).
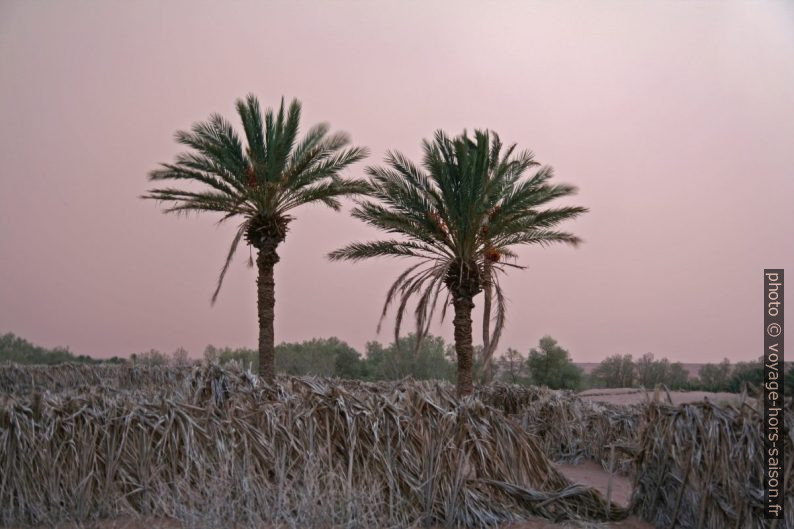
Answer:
top-left (1, 1), bottom-right (792, 363)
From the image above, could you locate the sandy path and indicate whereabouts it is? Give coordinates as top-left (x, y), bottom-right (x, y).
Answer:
top-left (578, 388), bottom-right (747, 407)
top-left (528, 461), bottom-right (654, 529)
top-left (556, 462), bottom-right (633, 508)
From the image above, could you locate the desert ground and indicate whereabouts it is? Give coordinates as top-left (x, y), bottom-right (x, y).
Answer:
top-left (513, 462), bottom-right (653, 529)
top-left (577, 387), bottom-right (749, 407)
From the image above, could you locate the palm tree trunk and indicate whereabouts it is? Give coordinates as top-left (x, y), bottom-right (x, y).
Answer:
top-left (256, 248), bottom-right (278, 383)
top-left (452, 295), bottom-right (475, 397)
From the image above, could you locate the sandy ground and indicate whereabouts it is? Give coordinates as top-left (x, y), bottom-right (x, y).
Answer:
top-left (578, 387), bottom-right (747, 407)
top-left (495, 462), bottom-right (653, 529)
top-left (556, 462), bottom-right (632, 507)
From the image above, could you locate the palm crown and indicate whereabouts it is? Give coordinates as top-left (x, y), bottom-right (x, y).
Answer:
top-left (330, 129), bottom-right (586, 393)
top-left (143, 94), bottom-right (369, 302)
top-left (143, 94), bottom-right (368, 382)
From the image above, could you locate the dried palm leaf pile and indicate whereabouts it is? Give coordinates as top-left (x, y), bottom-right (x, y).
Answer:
top-left (513, 393), bottom-right (640, 474)
top-left (631, 399), bottom-right (794, 529)
top-left (474, 383), bottom-right (558, 415)
top-left (0, 364), bottom-right (625, 528)
top-left (0, 363), bottom-right (195, 395)
top-left (469, 383), bottom-right (640, 473)
top-left (0, 366), bottom-right (641, 472)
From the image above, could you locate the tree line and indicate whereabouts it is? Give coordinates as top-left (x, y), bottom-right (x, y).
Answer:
top-left (587, 353), bottom-right (772, 393)
top-left (200, 337), bottom-right (787, 395)
top-left (0, 333), bottom-right (125, 365)
top-left (2, 330), bottom-right (789, 395)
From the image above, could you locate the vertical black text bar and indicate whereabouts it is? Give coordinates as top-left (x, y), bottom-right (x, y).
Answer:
top-left (764, 269), bottom-right (784, 520)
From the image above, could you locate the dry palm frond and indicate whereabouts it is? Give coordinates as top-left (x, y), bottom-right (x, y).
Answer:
top-left (0, 364), bottom-right (625, 528)
top-left (475, 383), bottom-right (640, 474)
top-left (7, 364), bottom-right (787, 529)
top-left (514, 394), bottom-right (640, 474)
top-left (0, 363), bottom-right (195, 395)
top-left (631, 399), bottom-right (794, 529)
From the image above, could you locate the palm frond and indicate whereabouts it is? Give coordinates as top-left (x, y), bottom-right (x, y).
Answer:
top-left (235, 94), bottom-right (267, 170)
top-left (211, 222), bottom-right (249, 304)
top-left (377, 262), bottom-right (427, 333)
top-left (283, 146), bottom-right (369, 195)
top-left (144, 94), bottom-right (368, 303)
top-left (391, 264), bottom-right (446, 349)
top-left (331, 128), bottom-right (586, 356)
top-left (494, 229), bottom-right (583, 248)
top-left (328, 241), bottom-right (442, 262)
top-left (479, 271), bottom-right (507, 379)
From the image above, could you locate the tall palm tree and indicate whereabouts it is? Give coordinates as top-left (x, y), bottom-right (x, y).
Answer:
top-left (329, 130), bottom-right (586, 396)
top-left (142, 95), bottom-right (368, 383)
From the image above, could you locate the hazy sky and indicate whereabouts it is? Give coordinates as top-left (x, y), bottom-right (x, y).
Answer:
top-left (1, 0), bottom-right (792, 363)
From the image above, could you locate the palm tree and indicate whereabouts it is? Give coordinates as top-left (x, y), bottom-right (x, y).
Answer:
top-left (142, 95), bottom-right (368, 383)
top-left (329, 130), bottom-right (586, 396)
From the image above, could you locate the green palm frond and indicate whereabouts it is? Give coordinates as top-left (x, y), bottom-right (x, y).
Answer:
top-left (329, 240), bottom-right (443, 262)
top-left (143, 94), bottom-right (369, 303)
top-left (330, 128), bottom-right (587, 355)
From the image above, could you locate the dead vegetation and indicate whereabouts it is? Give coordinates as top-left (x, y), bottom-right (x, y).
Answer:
top-left (513, 394), bottom-right (639, 474)
top-left (0, 365), bottom-right (625, 528)
top-left (0, 364), bottom-right (195, 395)
top-left (631, 399), bottom-right (794, 529)
top-left (1, 363), bottom-right (790, 529)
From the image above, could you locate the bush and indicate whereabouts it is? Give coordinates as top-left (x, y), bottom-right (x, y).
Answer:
top-left (131, 349), bottom-right (169, 366)
top-left (277, 337), bottom-right (361, 377)
top-left (590, 354), bottom-right (635, 388)
top-left (204, 345), bottom-right (258, 370)
top-left (634, 353), bottom-right (693, 390)
top-left (697, 359), bottom-right (732, 392)
top-left (727, 358), bottom-right (764, 393)
top-left (366, 334), bottom-right (455, 381)
top-left (496, 348), bottom-right (529, 384)
top-left (526, 336), bottom-right (583, 390)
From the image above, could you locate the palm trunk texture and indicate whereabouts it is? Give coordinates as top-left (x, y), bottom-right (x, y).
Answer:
top-left (453, 295), bottom-right (475, 396)
top-left (256, 249), bottom-right (278, 383)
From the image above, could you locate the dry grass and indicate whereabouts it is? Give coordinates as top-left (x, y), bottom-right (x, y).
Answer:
top-left (0, 364), bottom-right (625, 528)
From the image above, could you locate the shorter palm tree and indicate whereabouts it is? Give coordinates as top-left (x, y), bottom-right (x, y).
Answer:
top-left (330, 129), bottom-right (586, 396)
top-left (143, 95), bottom-right (368, 382)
